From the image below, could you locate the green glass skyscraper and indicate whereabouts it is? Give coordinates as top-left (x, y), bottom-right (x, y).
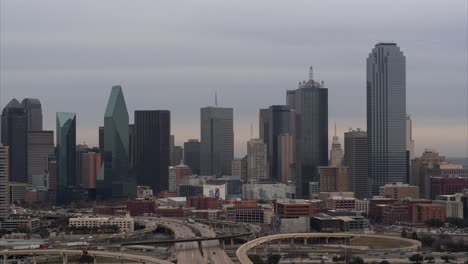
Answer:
top-left (56, 112), bottom-right (76, 203)
top-left (98, 86), bottom-right (135, 198)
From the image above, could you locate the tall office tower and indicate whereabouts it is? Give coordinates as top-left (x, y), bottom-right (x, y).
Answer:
top-left (259, 105), bottom-right (291, 181)
top-left (27, 131), bottom-right (54, 184)
top-left (98, 86), bottom-right (135, 198)
top-left (231, 157), bottom-right (247, 181)
top-left (169, 135), bottom-right (175, 165)
top-left (21, 98), bottom-right (43, 131)
top-left (277, 133), bottom-right (294, 183)
top-left (46, 157), bottom-right (57, 191)
top-left (319, 166), bottom-right (349, 192)
top-left (406, 115), bottom-right (415, 183)
top-left (81, 152), bottom-right (101, 190)
top-left (1, 99), bottom-right (28, 183)
top-left (184, 139), bottom-right (200, 175)
top-left (411, 149), bottom-right (446, 199)
top-left (168, 164), bottom-right (192, 192)
top-left (56, 112), bottom-right (76, 203)
top-left (98, 126), bottom-right (104, 153)
top-left (329, 124), bottom-right (344, 167)
top-left (134, 110), bottom-right (170, 194)
top-left (0, 146), bottom-right (9, 220)
top-left (247, 139), bottom-right (268, 182)
top-left (200, 106), bottom-right (234, 176)
top-left (344, 129), bottom-right (368, 199)
top-left (171, 146), bottom-right (183, 166)
top-left (293, 67), bottom-right (328, 198)
top-left (129, 124), bottom-right (135, 169)
top-left (286, 90), bottom-right (296, 110)
top-left (75, 143), bottom-right (89, 187)
top-left (367, 43), bottom-right (407, 195)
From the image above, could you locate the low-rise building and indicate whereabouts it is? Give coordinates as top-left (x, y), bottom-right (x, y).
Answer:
top-left (310, 213), bottom-right (341, 232)
top-left (336, 216), bottom-right (369, 233)
top-left (226, 208), bottom-right (265, 223)
top-left (0, 217), bottom-right (40, 232)
top-left (69, 214), bottom-right (134, 233)
top-left (325, 196), bottom-right (356, 210)
top-left (410, 203), bottom-right (446, 223)
top-left (433, 194), bottom-right (464, 219)
top-left (167, 197), bottom-right (187, 208)
top-left (187, 196), bottom-right (219, 210)
top-left (126, 199), bottom-right (156, 216)
top-left (355, 199), bottom-right (370, 215)
top-left (381, 182), bottom-right (419, 199)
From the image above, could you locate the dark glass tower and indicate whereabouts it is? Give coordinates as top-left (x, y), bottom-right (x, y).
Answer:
top-left (200, 106), bottom-right (234, 176)
top-left (344, 129), bottom-right (368, 199)
top-left (293, 71), bottom-right (328, 198)
top-left (21, 98), bottom-right (43, 131)
top-left (98, 86), bottom-right (135, 198)
top-left (134, 110), bottom-right (170, 194)
top-left (184, 139), bottom-right (200, 175)
top-left (367, 43), bottom-right (406, 195)
top-left (56, 112), bottom-right (76, 203)
top-left (259, 105), bottom-right (291, 181)
top-left (1, 99), bottom-right (28, 183)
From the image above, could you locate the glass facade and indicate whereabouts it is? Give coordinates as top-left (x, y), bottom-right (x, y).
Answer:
top-left (98, 86), bottom-right (135, 198)
top-left (56, 112), bottom-right (76, 203)
top-left (367, 43), bottom-right (407, 195)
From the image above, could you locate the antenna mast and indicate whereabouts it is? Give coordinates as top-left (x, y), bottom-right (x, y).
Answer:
top-left (250, 122), bottom-right (253, 139)
top-left (309, 66), bottom-right (314, 81)
top-left (215, 91), bottom-right (218, 106)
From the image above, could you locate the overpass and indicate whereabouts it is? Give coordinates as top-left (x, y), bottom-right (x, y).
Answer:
top-left (236, 233), bottom-right (422, 264)
top-left (1, 249), bottom-right (172, 264)
top-left (122, 232), bottom-right (252, 245)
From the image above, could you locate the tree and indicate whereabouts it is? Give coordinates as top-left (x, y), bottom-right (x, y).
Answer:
top-left (79, 254), bottom-right (94, 264)
top-left (425, 219), bottom-right (444, 228)
top-left (38, 228), bottom-right (50, 239)
top-left (441, 255), bottom-right (456, 263)
top-left (348, 256), bottom-right (365, 264)
top-left (401, 228), bottom-right (408, 238)
top-left (248, 255), bottom-right (264, 264)
top-left (380, 261), bottom-right (390, 264)
top-left (409, 254), bottom-right (424, 264)
top-left (411, 231), bottom-right (418, 240)
top-left (333, 255), bottom-right (345, 262)
top-left (424, 256), bottom-right (435, 263)
top-left (0, 229), bottom-right (7, 238)
top-left (266, 254), bottom-right (281, 264)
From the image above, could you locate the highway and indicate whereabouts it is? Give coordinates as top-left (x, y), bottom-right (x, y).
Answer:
top-left (187, 221), bottom-right (234, 264)
top-left (140, 217), bottom-right (205, 264)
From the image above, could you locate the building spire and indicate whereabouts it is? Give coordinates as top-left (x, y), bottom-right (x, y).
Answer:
top-left (309, 66), bottom-right (314, 81)
top-left (215, 91), bottom-right (218, 106)
top-left (335, 122), bottom-right (337, 137)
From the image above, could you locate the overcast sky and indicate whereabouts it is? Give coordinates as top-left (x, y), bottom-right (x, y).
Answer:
top-left (1, 0), bottom-right (467, 157)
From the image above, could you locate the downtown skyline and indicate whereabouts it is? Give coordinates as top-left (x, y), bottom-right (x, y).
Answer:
top-left (0, 0), bottom-right (466, 158)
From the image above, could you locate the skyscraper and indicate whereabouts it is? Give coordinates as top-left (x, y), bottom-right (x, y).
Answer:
top-left (367, 43), bottom-right (407, 195)
top-left (329, 124), bottom-right (344, 167)
top-left (406, 115), bottom-right (415, 183)
top-left (27, 131), bottom-right (54, 184)
top-left (1, 99), bottom-right (28, 183)
top-left (75, 143), bottom-right (89, 188)
top-left (0, 146), bottom-right (9, 220)
top-left (200, 106), bottom-right (233, 176)
top-left (171, 146), bottom-right (183, 166)
top-left (292, 68), bottom-right (328, 198)
top-left (247, 139), bottom-right (268, 182)
top-left (184, 139), bottom-right (200, 175)
top-left (134, 110), bottom-right (170, 194)
top-left (277, 133), bottom-right (294, 183)
top-left (21, 98), bottom-right (43, 131)
top-left (344, 129), bottom-right (368, 199)
top-left (81, 151), bottom-right (101, 190)
top-left (56, 112), bottom-right (76, 203)
top-left (99, 86), bottom-right (135, 198)
top-left (259, 105), bottom-right (291, 181)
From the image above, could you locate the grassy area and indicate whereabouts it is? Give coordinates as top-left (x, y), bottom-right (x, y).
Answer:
top-left (350, 236), bottom-right (413, 249)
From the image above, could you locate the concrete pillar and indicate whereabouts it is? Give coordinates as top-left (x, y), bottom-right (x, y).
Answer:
top-left (231, 238), bottom-right (234, 247)
top-left (304, 238), bottom-right (307, 245)
top-left (33, 254), bottom-right (37, 264)
top-left (278, 239), bottom-right (281, 252)
top-left (62, 253), bottom-right (68, 264)
top-left (93, 255), bottom-right (97, 264)
top-left (221, 240), bottom-right (225, 249)
top-left (263, 243), bottom-right (267, 255)
top-left (2, 254), bottom-right (6, 264)
top-left (326, 237), bottom-right (329, 244)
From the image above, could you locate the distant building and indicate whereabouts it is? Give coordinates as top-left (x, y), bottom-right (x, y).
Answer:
top-left (27, 131), bottom-right (54, 185)
top-left (337, 216), bottom-right (369, 233)
top-left (184, 139), bottom-right (200, 175)
top-left (81, 152), bottom-right (101, 190)
top-left (186, 196), bottom-right (219, 210)
top-left (1, 99), bottom-right (28, 183)
top-left (247, 139), bottom-right (268, 182)
top-left (344, 129), bottom-right (368, 198)
top-left (277, 133), bottom-right (294, 183)
top-left (319, 166), bottom-right (349, 193)
top-left (134, 110), bottom-right (170, 194)
top-left (200, 106), bottom-right (234, 176)
top-left (9, 182), bottom-right (27, 204)
top-left (329, 125), bottom-right (343, 166)
top-left (292, 68), bottom-right (328, 198)
top-left (434, 194), bottom-right (464, 219)
top-left (171, 146), bottom-right (183, 166)
top-left (126, 199), bottom-right (156, 216)
top-left (243, 183), bottom-right (295, 200)
top-left (178, 184), bottom-right (203, 197)
top-left (56, 112), bottom-right (76, 203)
top-left (69, 214), bottom-right (134, 233)
top-left (0, 146), bottom-right (9, 220)
top-left (410, 203), bottom-right (446, 223)
top-left (367, 43), bottom-right (407, 195)
top-left (381, 182), bottom-right (419, 199)
top-left (168, 164), bottom-right (192, 192)
top-left (430, 177), bottom-right (468, 199)
top-left (231, 157), bottom-right (247, 181)
top-left (0, 216), bottom-right (40, 232)
top-left (406, 115), bottom-right (415, 181)
top-left (325, 196), bottom-right (356, 210)
top-left (309, 182), bottom-right (319, 198)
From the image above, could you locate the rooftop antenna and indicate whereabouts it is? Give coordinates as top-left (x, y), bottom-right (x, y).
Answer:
top-left (215, 91), bottom-right (218, 106)
top-left (250, 122), bottom-right (253, 139)
top-left (309, 66), bottom-right (314, 81)
top-left (334, 122), bottom-right (337, 137)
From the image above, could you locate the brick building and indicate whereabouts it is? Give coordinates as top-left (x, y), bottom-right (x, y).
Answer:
top-left (410, 203), bottom-right (446, 223)
top-left (126, 199), bottom-right (156, 216)
top-left (186, 196), bottom-right (219, 210)
top-left (430, 178), bottom-right (468, 199)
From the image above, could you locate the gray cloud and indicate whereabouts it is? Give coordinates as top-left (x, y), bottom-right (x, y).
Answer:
top-left (1, 0), bottom-right (466, 157)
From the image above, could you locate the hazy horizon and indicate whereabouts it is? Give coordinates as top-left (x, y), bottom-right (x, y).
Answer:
top-left (1, 0), bottom-right (467, 158)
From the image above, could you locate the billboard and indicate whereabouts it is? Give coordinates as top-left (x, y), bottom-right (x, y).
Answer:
top-left (203, 184), bottom-right (226, 200)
